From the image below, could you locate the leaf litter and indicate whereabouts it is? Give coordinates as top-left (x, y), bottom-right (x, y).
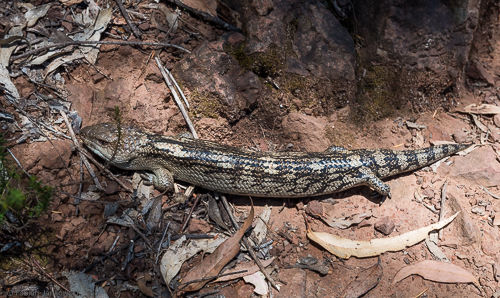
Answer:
top-left (392, 260), bottom-right (478, 286)
top-left (340, 259), bottom-right (383, 298)
top-left (160, 234), bottom-right (227, 286)
top-left (307, 212), bottom-right (459, 259)
top-left (177, 204), bottom-right (254, 293)
top-left (212, 257), bottom-right (275, 282)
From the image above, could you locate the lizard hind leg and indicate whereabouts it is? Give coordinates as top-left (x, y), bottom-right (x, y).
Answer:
top-left (360, 171), bottom-right (392, 201)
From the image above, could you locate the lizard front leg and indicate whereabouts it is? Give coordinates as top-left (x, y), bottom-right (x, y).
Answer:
top-left (151, 167), bottom-right (174, 191)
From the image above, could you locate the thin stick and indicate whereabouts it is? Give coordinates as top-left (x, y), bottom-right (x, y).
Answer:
top-left (114, 0), bottom-right (142, 38)
top-left (60, 110), bottom-right (103, 190)
top-left (108, 235), bottom-right (120, 254)
top-left (30, 257), bottom-right (70, 292)
top-left (180, 194), bottom-right (201, 233)
top-left (131, 225), bottom-right (153, 249)
top-left (179, 269), bottom-right (248, 288)
top-left (165, 67), bottom-right (190, 108)
top-left (6, 148), bottom-right (30, 177)
top-left (154, 55), bottom-right (198, 138)
top-left (185, 185), bottom-right (195, 199)
top-left (165, 0), bottom-right (240, 32)
top-left (438, 181), bottom-right (447, 240)
top-left (86, 225), bottom-right (107, 259)
top-left (11, 40), bottom-right (190, 61)
top-left (13, 106), bottom-right (70, 140)
top-left (220, 195), bottom-right (280, 291)
top-left (76, 158), bottom-right (83, 216)
top-left (78, 149), bottom-right (133, 193)
top-left (156, 221), bottom-right (170, 264)
top-left (481, 186), bottom-right (500, 200)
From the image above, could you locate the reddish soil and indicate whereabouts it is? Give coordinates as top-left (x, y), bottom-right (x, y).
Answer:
top-left (1, 1), bottom-right (500, 297)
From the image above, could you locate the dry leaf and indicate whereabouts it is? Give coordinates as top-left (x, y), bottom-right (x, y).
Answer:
top-left (471, 115), bottom-right (488, 133)
top-left (307, 212), bottom-right (459, 258)
top-left (493, 212), bottom-right (500, 226)
top-left (252, 206), bottom-right (271, 244)
top-left (341, 260), bottom-right (382, 298)
top-left (243, 271), bottom-right (268, 295)
top-left (461, 103), bottom-right (500, 115)
top-left (179, 205), bottom-right (255, 292)
top-left (424, 238), bottom-right (449, 262)
top-left (60, 0), bottom-right (84, 5)
top-left (160, 235), bottom-right (226, 286)
top-left (214, 258), bottom-right (275, 282)
top-left (136, 279), bottom-right (154, 297)
top-left (392, 260), bottom-right (478, 285)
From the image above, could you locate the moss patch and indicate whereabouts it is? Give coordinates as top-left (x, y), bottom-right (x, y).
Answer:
top-left (353, 65), bottom-right (403, 122)
top-left (189, 90), bottom-right (224, 119)
top-left (225, 42), bottom-right (286, 78)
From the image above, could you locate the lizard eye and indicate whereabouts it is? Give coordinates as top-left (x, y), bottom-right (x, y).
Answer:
top-left (94, 138), bottom-right (109, 146)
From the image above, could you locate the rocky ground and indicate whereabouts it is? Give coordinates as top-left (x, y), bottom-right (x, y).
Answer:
top-left (1, 0), bottom-right (500, 297)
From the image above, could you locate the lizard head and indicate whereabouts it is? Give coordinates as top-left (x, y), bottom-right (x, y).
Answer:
top-left (80, 123), bottom-right (148, 169)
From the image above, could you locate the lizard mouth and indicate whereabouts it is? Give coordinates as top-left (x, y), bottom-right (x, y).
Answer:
top-left (80, 136), bottom-right (111, 160)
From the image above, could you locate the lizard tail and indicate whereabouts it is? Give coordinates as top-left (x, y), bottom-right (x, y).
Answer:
top-left (374, 143), bottom-right (472, 178)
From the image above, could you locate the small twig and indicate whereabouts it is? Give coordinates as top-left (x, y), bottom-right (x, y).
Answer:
top-left (179, 269), bottom-right (248, 289)
top-left (121, 240), bottom-right (135, 271)
top-left (30, 257), bottom-right (70, 292)
top-left (164, 67), bottom-right (190, 108)
top-left (86, 225), bottom-right (107, 259)
top-left (438, 181), bottom-right (448, 239)
top-left (165, 0), bottom-right (240, 32)
top-left (422, 202), bottom-right (440, 214)
top-left (164, 202), bottom-right (181, 211)
top-left (414, 287), bottom-right (429, 298)
top-left (13, 106), bottom-right (71, 140)
top-left (131, 225), bottom-right (153, 249)
top-left (220, 195), bottom-right (280, 291)
top-left (83, 58), bottom-right (112, 80)
top-left (155, 55), bottom-right (198, 138)
top-left (108, 235), bottom-right (120, 254)
top-left (156, 221), bottom-right (170, 264)
top-left (60, 110), bottom-right (103, 191)
top-left (170, 234), bottom-right (214, 241)
top-left (78, 149), bottom-right (133, 193)
top-left (180, 194), bottom-right (201, 233)
top-left (114, 0), bottom-right (142, 39)
top-left (183, 185), bottom-right (195, 200)
top-left (11, 40), bottom-right (190, 61)
top-left (481, 186), bottom-right (500, 200)
top-left (6, 148), bottom-right (30, 177)
top-left (75, 158), bottom-right (83, 216)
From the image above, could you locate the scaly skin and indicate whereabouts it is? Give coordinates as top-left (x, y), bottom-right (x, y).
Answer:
top-left (80, 123), bottom-right (470, 198)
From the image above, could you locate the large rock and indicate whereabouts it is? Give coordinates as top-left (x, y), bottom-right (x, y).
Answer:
top-left (242, 0), bottom-right (356, 110)
top-left (174, 39), bottom-right (262, 123)
top-left (175, 0), bottom-right (488, 123)
top-left (174, 0), bottom-right (356, 123)
top-left (245, 0), bottom-right (355, 83)
top-left (444, 146), bottom-right (500, 187)
top-left (353, 0), bottom-right (482, 116)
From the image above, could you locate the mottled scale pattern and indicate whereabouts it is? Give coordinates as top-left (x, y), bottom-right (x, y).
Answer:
top-left (81, 123), bottom-right (471, 198)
